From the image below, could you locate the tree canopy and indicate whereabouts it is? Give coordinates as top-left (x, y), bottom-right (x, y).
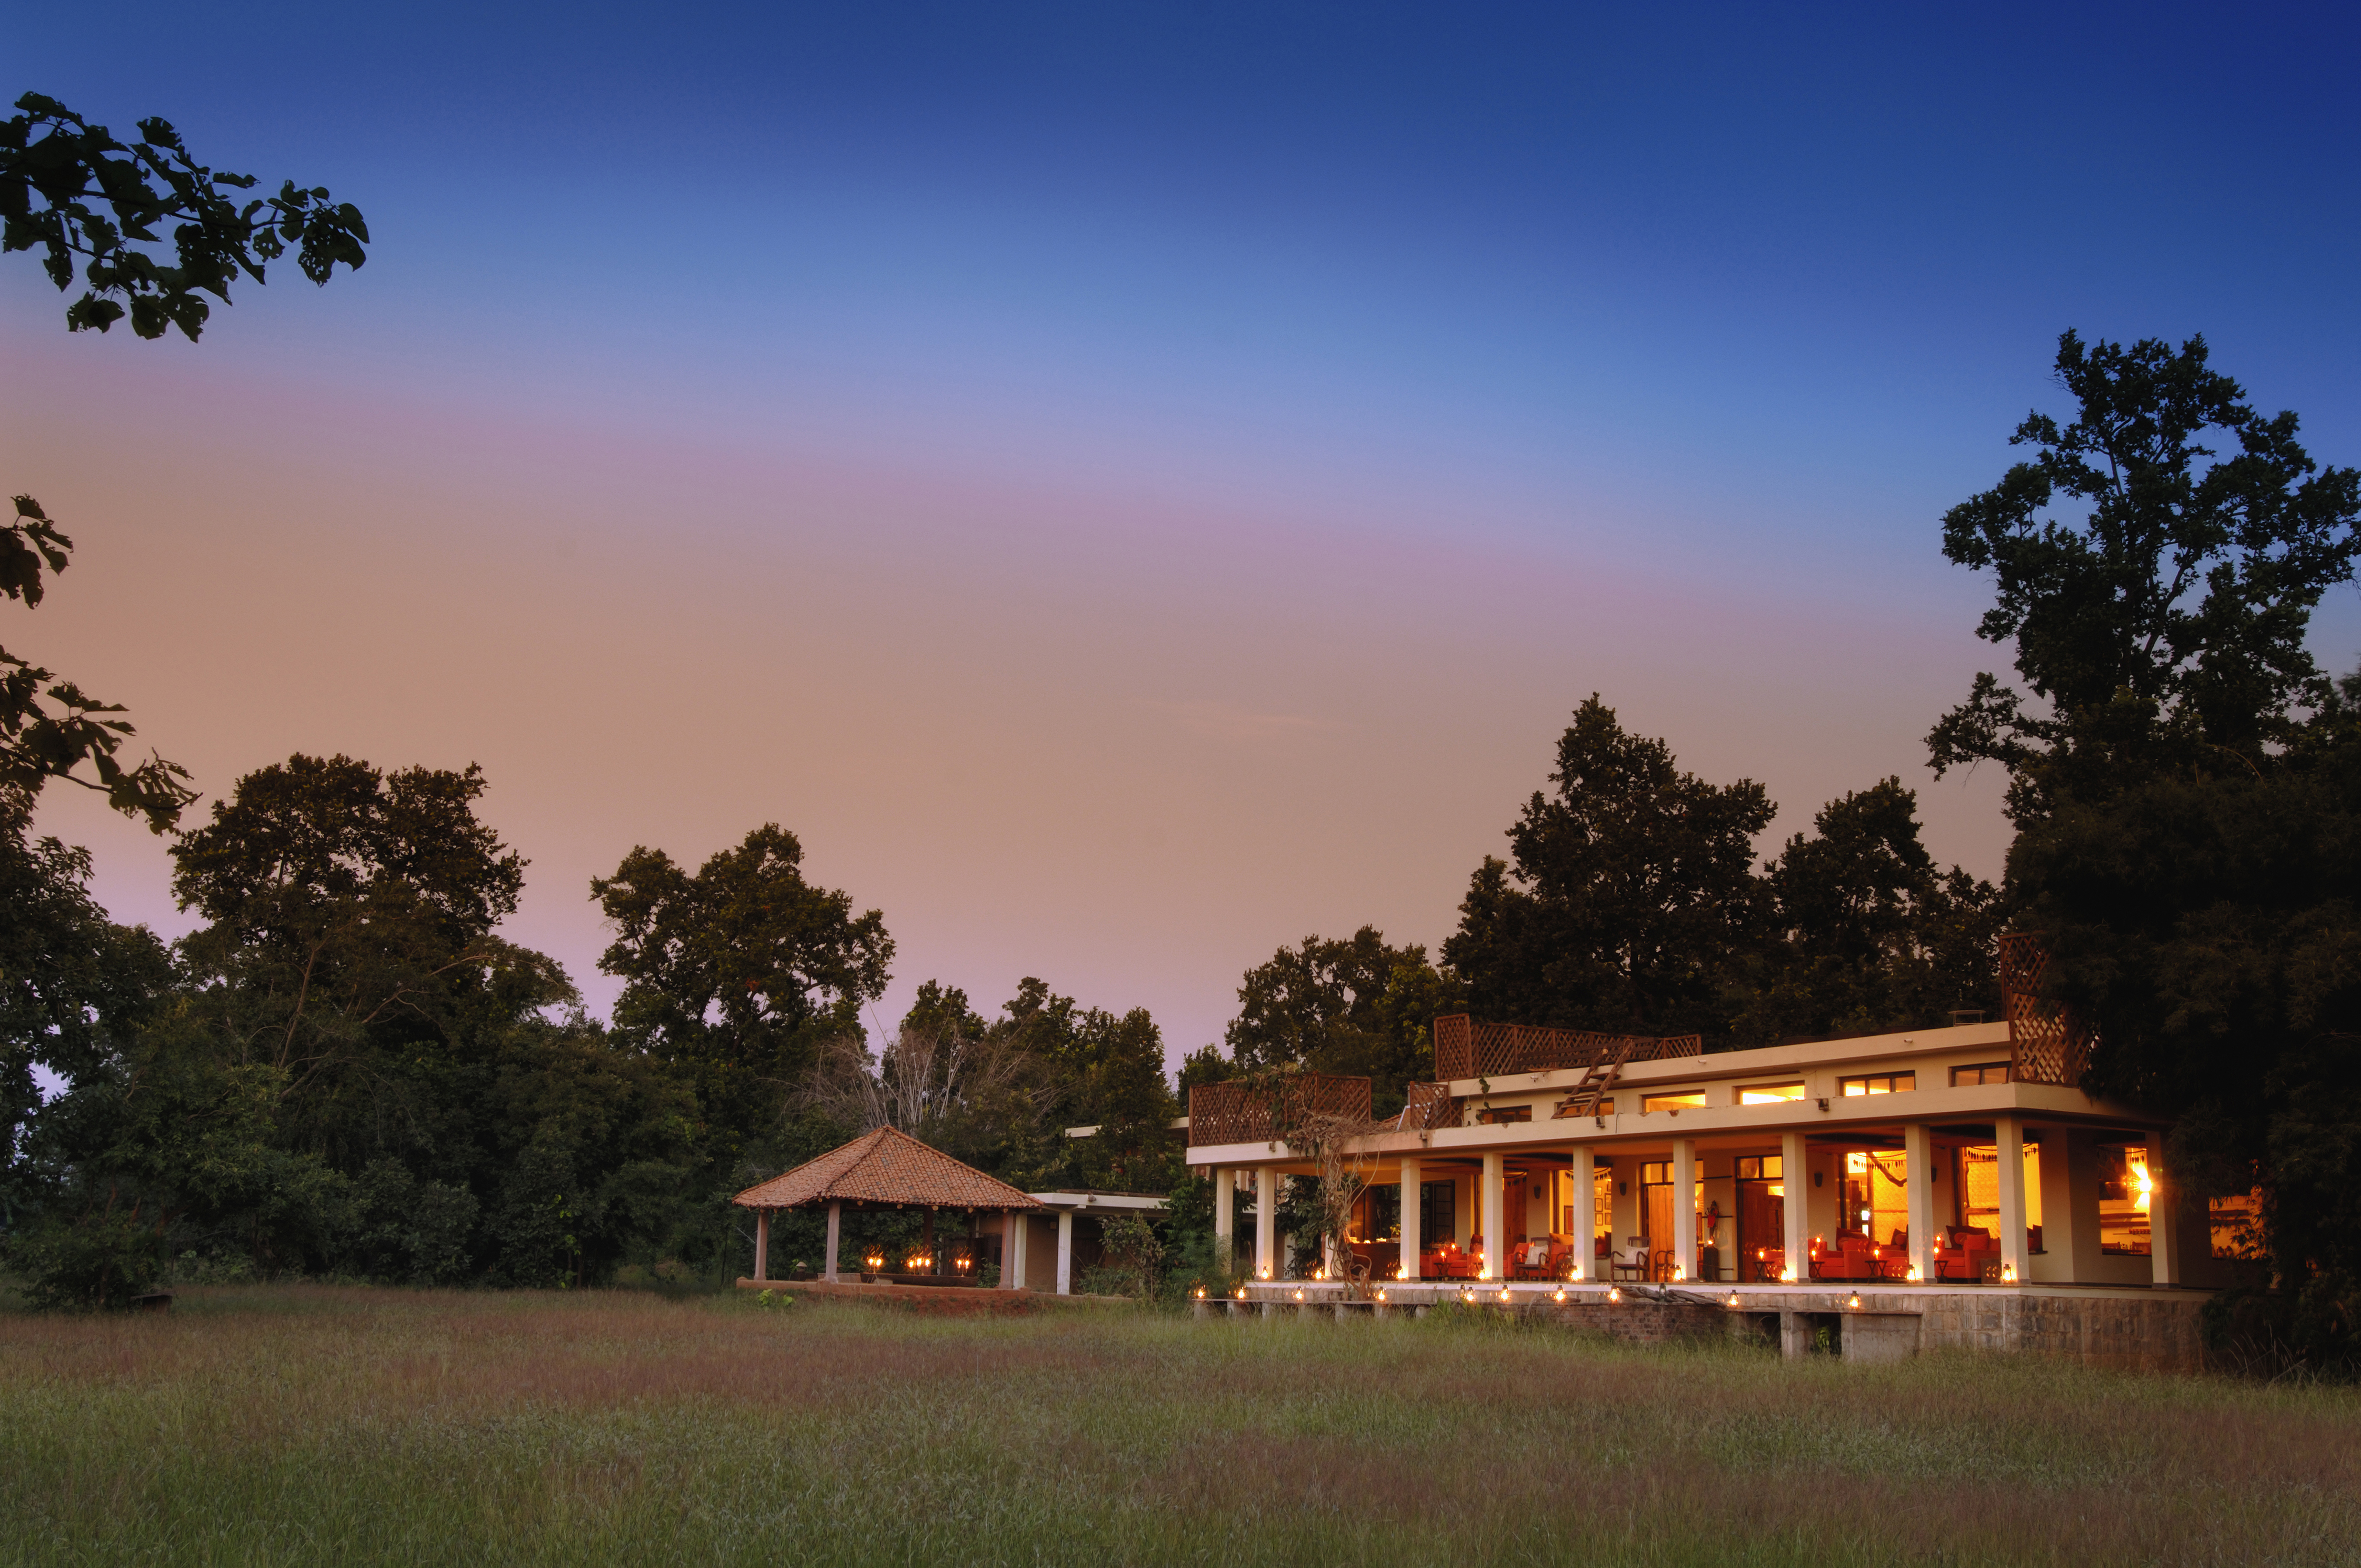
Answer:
top-left (1936, 331), bottom-right (2361, 1361)
top-left (1443, 695), bottom-right (1773, 1039)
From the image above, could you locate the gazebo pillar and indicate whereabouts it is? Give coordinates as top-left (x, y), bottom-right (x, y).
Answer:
top-left (824, 1200), bottom-right (842, 1283)
top-left (1055, 1210), bottom-right (1074, 1294)
top-left (1002, 1209), bottom-right (1028, 1290)
top-left (754, 1210), bottom-right (770, 1282)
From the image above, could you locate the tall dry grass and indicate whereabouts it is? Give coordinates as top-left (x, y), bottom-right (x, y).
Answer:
top-left (2, 1285), bottom-right (2357, 1566)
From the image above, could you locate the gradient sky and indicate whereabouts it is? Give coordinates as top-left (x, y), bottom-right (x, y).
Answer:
top-left (6, 3), bottom-right (2358, 1062)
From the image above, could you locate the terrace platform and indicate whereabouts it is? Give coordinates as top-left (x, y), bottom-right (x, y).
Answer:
top-left (1196, 1280), bottom-right (2210, 1372)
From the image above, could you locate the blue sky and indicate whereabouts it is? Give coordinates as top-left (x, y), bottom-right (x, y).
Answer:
top-left (7, 2), bottom-right (2358, 1053)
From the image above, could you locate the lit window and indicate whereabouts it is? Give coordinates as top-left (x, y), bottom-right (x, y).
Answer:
top-left (1640, 1162), bottom-right (1670, 1184)
top-left (1642, 1091), bottom-right (1707, 1113)
top-left (1950, 1063), bottom-right (2011, 1087)
top-left (1735, 1155), bottom-right (1784, 1181)
top-left (1739, 1081), bottom-right (1805, 1105)
top-left (1474, 1104), bottom-right (1532, 1124)
top-left (1839, 1073), bottom-right (1915, 1096)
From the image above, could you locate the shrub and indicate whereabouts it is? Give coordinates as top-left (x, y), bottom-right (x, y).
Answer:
top-left (6, 1204), bottom-right (163, 1311)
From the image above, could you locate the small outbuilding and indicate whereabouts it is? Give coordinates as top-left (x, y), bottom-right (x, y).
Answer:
top-left (733, 1126), bottom-right (1043, 1287)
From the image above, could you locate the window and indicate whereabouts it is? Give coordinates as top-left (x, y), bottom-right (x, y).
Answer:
top-left (1843, 1150), bottom-right (1909, 1244)
top-left (1641, 1091), bottom-right (1707, 1113)
top-left (1640, 1161), bottom-right (1670, 1184)
top-left (1950, 1063), bottom-right (2011, 1087)
top-left (1474, 1104), bottom-right (1531, 1124)
top-left (1420, 1180), bottom-right (1456, 1247)
top-left (1739, 1081), bottom-right (1804, 1105)
top-left (1734, 1155), bottom-right (1784, 1181)
top-left (2096, 1143), bottom-right (2152, 1255)
top-left (1839, 1073), bottom-right (1915, 1096)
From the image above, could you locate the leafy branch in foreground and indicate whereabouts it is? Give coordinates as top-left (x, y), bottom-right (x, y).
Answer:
top-left (1, 90), bottom-right (367, 341)
top-left (1, 496), bottom-right (194, 831)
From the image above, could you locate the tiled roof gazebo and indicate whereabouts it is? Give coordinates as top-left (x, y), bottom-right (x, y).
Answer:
top-left (733, 1126), bottom-right (1043, 1287)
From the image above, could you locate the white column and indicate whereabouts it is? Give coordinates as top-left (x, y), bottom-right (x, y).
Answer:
top-left (1255, 1165), bottom-right (1279, 1279)
top-left (1995, 1115), bottom-right (2030, 1285)
top-left (754, 1210), bottom-right (770, 1282)
top-left (1055, 1210), bottom-right (1074, 1295)
top-left (1397, 1157), bottom-right (1422, 1279)
top-left (1904, 1123), bottom-right (1938, 1284)
top-left (823, 1201), bottom-right (841, 1283)
top-left (1567, 1146), bottom-right (1593, 1279)
top-left (2146, 1131), bottom-right (2180, 1287)
top-left (1671, 1138), bottom-right (1697, 1282)
top-left (1480, 1151), bottom-right (1504, 1279)
top-left (1212, 1168), bottom-right (1235, 1276)
top-left (1002, 1210), bottom-right (1024, 1290)
top-left (1780, 1131), bottom-right (1809, 1281)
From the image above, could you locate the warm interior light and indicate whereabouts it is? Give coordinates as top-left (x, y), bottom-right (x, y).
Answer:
top-left (1553, 1289), bottom-right (1566, 1303)
top-left (1499, 1287), bottom-right (1511, 1301)
top-left (1395, 1266), bottom-right (1407, 1280)
top-left (1608, 1286), bottom-right (1622, 1303)
top-left (1673, 1264), bottom-right (1685, 1281)
top-left (1727, 1292), bottom-right (1740, 1307)
top-left (1848, 1293), bottom-right (1862, 1310)
top-left (2002, 1262), bottom-right (2018, 1283)
top-left (1376, 1288), bottom-right (1386, 1301)
top-left (1779, 1265), bottom-right (1797, 1283)
top-left (1906, 1265), bottom-right (1921, 1282)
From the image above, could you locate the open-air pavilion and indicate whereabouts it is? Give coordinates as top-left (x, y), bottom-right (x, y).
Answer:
top-left (735, 1125), bottom-right (1043, 1286)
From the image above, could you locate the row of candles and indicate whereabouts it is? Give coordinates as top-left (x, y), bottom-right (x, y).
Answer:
top-left (859, 1251), bottom-right (975, 1273)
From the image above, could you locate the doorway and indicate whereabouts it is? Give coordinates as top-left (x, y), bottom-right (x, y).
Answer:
top-left (1736, 1154), bottom-right (1784, 1281)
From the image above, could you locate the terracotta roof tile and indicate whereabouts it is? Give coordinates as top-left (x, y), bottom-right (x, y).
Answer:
top-left (732, 1126), bottom-right (1044, 1212)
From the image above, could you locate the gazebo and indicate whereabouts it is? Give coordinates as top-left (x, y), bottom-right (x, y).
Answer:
top-left (734, 1126), bottom-right (1044, 1287)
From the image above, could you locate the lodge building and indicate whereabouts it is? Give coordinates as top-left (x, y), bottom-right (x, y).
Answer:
top-left (1185, 946), bottom-right (2235, 1369)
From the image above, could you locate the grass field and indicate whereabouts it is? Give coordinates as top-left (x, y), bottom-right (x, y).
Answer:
top-left (2, 1285), bottom-right (2357, 1567)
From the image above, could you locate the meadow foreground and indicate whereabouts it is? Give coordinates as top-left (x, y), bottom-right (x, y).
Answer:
top-left (2, 1285), bottom-right (2357, 1567)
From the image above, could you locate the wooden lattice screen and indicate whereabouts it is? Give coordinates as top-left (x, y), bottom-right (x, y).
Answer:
top-left (1999, 932), bottom-right (2092, 1087)
top-left (1187, 1073), bottom-right (1375, 1148)
top-left (1396, 1081), bottom-right (1462, 1132)
top-left (1431, 1014), bottom-right (1701, 1082)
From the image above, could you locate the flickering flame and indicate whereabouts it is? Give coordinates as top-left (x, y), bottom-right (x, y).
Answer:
top-left (1608, 1286), bottom-right (1622, 1303)
top-left (1553, 1288), bottom-right (1566, 1303)
top-left (1848, 1293), bottom-right (1863, 1310)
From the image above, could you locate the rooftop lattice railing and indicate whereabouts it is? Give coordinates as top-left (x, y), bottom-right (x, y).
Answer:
top-left (1187, 1073), bottom-right (1374, 1148)
top-left (1430, 1014), bottom-right (1702, 1083)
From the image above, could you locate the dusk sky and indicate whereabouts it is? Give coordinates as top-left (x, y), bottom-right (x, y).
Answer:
top-left (6, 3), bottom-right (2358, 1062)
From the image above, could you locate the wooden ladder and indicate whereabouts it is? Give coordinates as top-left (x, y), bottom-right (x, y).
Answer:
top-left (1554, 1037), bottom-right (1639, 1120)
